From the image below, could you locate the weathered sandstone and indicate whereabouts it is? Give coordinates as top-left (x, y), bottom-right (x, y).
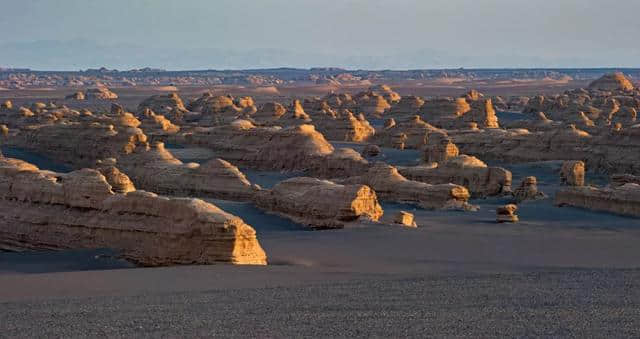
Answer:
top-left (497, 204), bottom-right (519, 223)
top-left (338, 162), bottom-right (473, 210)
top-left (254, 177), bottom-right (383, 228)
top-left (399, 155), bottom-right (512, 197)
top-left (0, 156), bottom-right (267, 265)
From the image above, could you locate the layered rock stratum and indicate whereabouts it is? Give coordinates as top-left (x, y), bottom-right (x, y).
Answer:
top-left (254, 177), bottom-right (383, 228)
top-left (0, 156), bottom-right (267, 265)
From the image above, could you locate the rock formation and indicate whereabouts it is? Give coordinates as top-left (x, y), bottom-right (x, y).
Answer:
top-left (449, 125), bottom-right (640, 175)
top-left (588, 72), bottom-right (634, 92)
top-left (137, 93), bottom-right (189, 122)
top-left (355, 91), bottom-right (391, 117)
top-left (393, 211), bottom-right (417, 227)
top-left (611, 173), bottom-right (640, 187)
top-left (512, 176), bottom-right (546, 202)
top-left (7, 116), bottom-right (259, 201)
top-left (369, 84), bottom-right (401, 103)
top-left (560, 160), bottom-right (585, 186)
top-left (361, 144), bottom-right (381, 158)
top-left (373, 115), bottom-right (444, 149)
top-left (338, 162), bottom-right (474, 210)
top-left (389, 96), bottom-right (425, 117)
top-left (496, 204), bottom-right (519, 223)
top-left (138, 108), bottom-right (181, 135)
top-left (424, 133), bottom-right (460, 164)
top-left (556, 184), bottom-right (640, 217)
top-left (187, 93), bottom-right (245, 125)
top-left (0, 156), bottom-right (267, 265)
top-left (254, 177), bottom-right (383, 228)
top-left (252, 102), bottom-right (287, 123)
top-left (85, 87), bottom-right (119, 100)
top-left (309, 109), bottom-right (375, 142)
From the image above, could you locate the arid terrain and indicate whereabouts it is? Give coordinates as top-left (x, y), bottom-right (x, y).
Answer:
top-left (1, 68), bottom-right (640, 337)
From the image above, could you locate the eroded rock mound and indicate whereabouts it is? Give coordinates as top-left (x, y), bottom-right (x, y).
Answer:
top-left (8, 118), bottom-right (258, 201)
top-left (339, 162), bottom-right (474, 210)
top-left (497, 204), bottom-right (519, 223)
top-left (0, 157), bottom-right (267, 265)
top-left (588, 72), bottom-right (634, 92)
top-left (561, 160), bottom-right (585, 186)
top-left (556, 184), bottom-right (640, 217)
top-left (85, 87), bottom-right (119, 100)
top-left (137, 93), bottom-right (188, 121)
top-left (512, 176), bottom-right (546, 202)
top-left (254, 177), bottom-right (383, 228)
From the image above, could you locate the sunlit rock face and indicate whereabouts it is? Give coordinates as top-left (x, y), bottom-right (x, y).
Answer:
top-left (338, 162), bottom-right (474, 210)
top-left (254, 177), bottom-right (383, 229)
top-left (85, 87), bottom-right (119, 100)
top-left (0, 156), bottom-right (267, 266)
top-left (7, 116), bottom-right (258, 201)
top-left (588, 72), bottom-right (635, 92)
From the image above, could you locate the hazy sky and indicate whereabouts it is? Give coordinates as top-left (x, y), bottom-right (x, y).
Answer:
top-left (2, 0), bottom-right (639, 69)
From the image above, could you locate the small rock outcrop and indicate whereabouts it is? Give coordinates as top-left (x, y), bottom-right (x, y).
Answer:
top-left (85, 87), bottom-right (119, 100)
top-left (556, 184), bottom-right (640, 217)
top-left (393, 211), bottom-right (417, 228)
top-left (512, 176), bottom-right (546, 202)
top-left (561, 160), bottom-right (585, 186)
top-left (361, 144), bottom-right (381, 157)
top-left (497, 204), bottom-right (519, 223)
top-left (137, 93), bottom-right (189, 121)
top-left (399, 155), bottom-right (512, 197)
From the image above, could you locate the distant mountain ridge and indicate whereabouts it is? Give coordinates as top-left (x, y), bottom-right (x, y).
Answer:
top-left (1, 40), bottom-right (634, 71)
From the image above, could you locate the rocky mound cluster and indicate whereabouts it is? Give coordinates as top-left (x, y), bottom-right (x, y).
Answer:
top-left (5, 74), bottom-right (640, 266)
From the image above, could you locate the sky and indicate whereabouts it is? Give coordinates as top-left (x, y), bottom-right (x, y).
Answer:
top-left (1, 0), bottom-right (639, 70)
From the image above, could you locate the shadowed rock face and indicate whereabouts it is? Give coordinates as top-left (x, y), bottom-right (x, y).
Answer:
top-left (555, 184), bottom-right (640, 218)
top-left (308, 109), bottom-right (375, 142)
top-left (254, 177), bottom-right (383, 228)
top-left (339, 162), bottom-right (474, 210)
top-left (512, 176), bottom-right (546, 203)
top-left (497, 204), bottom-right (519, 223)
top-left (373, 115), bottom-right (444, 149)
top-left (0, 156), bottom-right (267, 266)
top-left (137, 93), bottom-right (188, 122)
top-left (561, 160), bottom-right (585, 186)
top-left (399, 155), bottom-right (512, 197)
